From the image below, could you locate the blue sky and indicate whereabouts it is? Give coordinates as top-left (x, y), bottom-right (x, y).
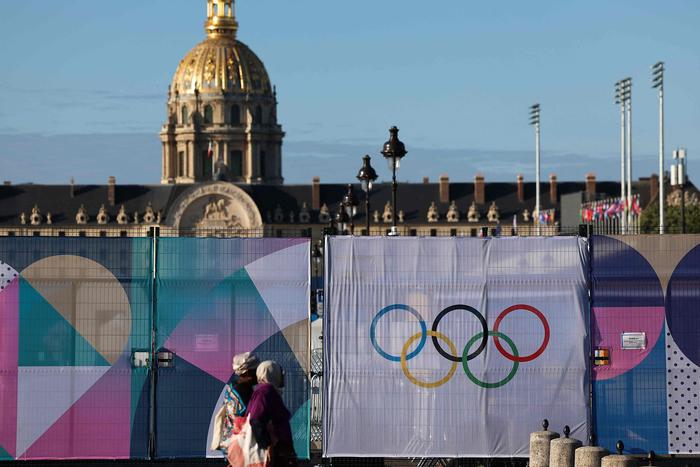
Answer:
top-left (0, 0), bottom-right (698, 185)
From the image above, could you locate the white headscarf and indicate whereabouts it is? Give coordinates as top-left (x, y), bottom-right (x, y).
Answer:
top-left (256, 360), bottom-right (283, 389)
top-left (232, 352), bottom-right (259, 376)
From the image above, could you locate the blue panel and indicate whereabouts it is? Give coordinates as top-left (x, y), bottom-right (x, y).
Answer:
top-left (593, 327), bottom-right (668, 454)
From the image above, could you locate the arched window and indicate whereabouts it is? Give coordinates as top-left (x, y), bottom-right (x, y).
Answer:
top-left (255, 106), bottom-right (263, 125)
top-left (204, 105), bottom-right (214, 124)
top-left (230, 104), bottom-right (241, 125)
top-left (181, 106), bottom-right (189, 124)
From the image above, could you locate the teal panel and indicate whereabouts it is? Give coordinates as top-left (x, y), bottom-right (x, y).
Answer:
top-left (18, 278), bottom-right (110, 367)
top-left (0, 445), bottom-right (12, 460)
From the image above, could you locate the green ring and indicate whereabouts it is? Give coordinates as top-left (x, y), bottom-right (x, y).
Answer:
top-left (462, 331), bottom-right (519, 389)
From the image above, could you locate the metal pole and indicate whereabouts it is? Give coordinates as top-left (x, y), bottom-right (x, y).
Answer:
top-left (659, 86), bottom-right (665, 234)
top-left (626, 84), bottom-right (633, 231)
top-left (365, 192), bottom-right (370, 236)
top-left (620, 99), bottom-right (627, 234)
top-left (392, 163), bottom-right (398, 229)
top-left (681, 183), bottom-right (686, 234)
top-left (535, 122), bottom-right (541, 236)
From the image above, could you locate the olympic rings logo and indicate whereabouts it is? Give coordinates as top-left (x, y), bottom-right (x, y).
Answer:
top-left (369, 304), bottom-right (550, 389)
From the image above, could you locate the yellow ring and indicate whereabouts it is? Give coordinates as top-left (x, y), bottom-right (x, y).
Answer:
top-left (400, 330), bottom-right (458, 389)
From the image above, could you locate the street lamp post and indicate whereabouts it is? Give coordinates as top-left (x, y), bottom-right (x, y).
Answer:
top-left (356, 155), bottom-right (378, 236)
top-left (652, 62), bottom-right (665, 234)
top-left (381, 126), bottom-right (407, 235)
top-left (615, 81), bottom-right (627, 234)
top-left (671, 149), bottom-right (688, 233)
top-left (529, 104), bottom-right (541, 235)
top-left (342, 184), bottom-right (358, 235)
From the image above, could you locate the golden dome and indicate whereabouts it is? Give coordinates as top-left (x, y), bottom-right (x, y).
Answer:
top-left (171, 1), bottom-right (272, 96)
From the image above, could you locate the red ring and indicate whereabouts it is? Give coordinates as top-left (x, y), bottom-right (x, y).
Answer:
top-left (492, 304), bottom-right (550, 362)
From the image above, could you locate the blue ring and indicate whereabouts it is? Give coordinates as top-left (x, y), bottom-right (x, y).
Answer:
top-left (370, 304), bottom-right (427, 362)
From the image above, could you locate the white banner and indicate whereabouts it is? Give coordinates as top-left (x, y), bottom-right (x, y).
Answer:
top-left (323, 237), bottom-right (590, 457)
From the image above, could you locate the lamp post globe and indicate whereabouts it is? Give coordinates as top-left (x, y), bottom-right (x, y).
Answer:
top-left (381, 126), bottom-right (408, 232)
top-left (357, 155), bottom-right (378, 235)
top-left (342, 184), bottom-right (358, 235)
top-left (335, 205), bottom-right (350, 235)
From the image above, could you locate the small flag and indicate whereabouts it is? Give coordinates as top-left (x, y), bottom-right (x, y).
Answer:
top-left (207, 141), bottom-right (213, 158)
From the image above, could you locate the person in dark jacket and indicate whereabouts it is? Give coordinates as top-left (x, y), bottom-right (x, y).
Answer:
top-left (247, 360), bottom-right (297, 467)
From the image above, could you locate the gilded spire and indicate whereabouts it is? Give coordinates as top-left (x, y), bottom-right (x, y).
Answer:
top-left (205, 0), bottom-right (238, 38)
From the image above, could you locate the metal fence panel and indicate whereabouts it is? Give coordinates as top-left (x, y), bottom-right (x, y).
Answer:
top-left (153, 238), bottom-right (311, 459)
top-left (0, 237), bottom-right (152, 460)
top-left (591, 235), bottom-right (700, 455)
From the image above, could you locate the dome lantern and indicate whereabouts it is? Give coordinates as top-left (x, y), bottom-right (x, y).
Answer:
top-left (205, 0), bottom-right (238, 38)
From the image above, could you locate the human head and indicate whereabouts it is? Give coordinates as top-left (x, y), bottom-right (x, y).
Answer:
top-left (232, 352), bottom-right (259, 378)
top-left (256, 360), bottom-right (284, 389)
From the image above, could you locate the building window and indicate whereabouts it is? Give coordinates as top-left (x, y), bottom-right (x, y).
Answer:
top-left (181, 106), bottom-right (189, 124)
top-left (430, 229), bottom-right (437, 237)
top-left (255, 106), bottom-right (263, 125)
top-left (120, 231), bottom-right (128, 237)
top-left (79, 231), bottom-right (86, 237)
top-left (33, 231), bottom-right (41, 237)
top-left (409, 229), bottom-right (417, 237)
top-left (230, 150), bottom-right (243, 177)
top-left (450, 228), bottom-right (457, 237)
top-left (58, 231), bottom-right (65, 237)
top-left (259, 150), bottom-right (267, 177)
top-left (178, 151), bottom-right (186, 177)
top-left (99, 231), bottom-right (107, 238)
top-left (204, 105), bottom-right (214, 124)
top-left (231, 104), bottom-right (241, 125)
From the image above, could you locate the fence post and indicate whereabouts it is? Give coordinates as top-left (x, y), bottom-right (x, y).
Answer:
top-left (148, 225), bottom-right (160, 459)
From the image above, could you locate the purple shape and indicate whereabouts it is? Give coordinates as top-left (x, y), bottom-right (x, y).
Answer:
top-left (666, 244), bottom-right (700, 366)
top-left (21, 357), bottom-right (132, 460)
top-left (0, 278), bottom-right (19, 458)
top-left (591, 306), bottom-right (666, 381)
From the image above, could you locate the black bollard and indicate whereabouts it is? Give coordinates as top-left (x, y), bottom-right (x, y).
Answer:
top-left (616, 441), bottom-right (624, 455)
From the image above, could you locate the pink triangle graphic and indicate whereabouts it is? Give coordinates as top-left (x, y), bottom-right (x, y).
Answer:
top-left (0, 278), bottom-right (19, 458)
top-left (15, 366), bottom-right (110, 458)
top-left (21, 363), bottom-right (131, 459)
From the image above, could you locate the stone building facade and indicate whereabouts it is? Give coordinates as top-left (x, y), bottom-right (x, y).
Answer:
top-left (160, 0), bottom-right (284, 185)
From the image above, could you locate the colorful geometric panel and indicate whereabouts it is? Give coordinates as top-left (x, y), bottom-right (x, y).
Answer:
top-left (592, 235), bottom-right (700, 455)
top-left (155, 239), bottom-right (310, 460)
top-left (0, 238), bottom-right (151, 461)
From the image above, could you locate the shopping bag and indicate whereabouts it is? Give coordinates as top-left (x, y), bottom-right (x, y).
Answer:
top-left (210, 404), bottom-right (227, 451)
top-left (227, 416), bottom-right (271, 467)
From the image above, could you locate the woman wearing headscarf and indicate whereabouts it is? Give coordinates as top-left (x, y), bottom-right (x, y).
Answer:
top-left (246, 360), bottom-right (298, 467)
top-left (218, 352), bottom-right (260, 450)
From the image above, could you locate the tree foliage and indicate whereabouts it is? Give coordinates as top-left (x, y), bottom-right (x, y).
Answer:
top-left (640, 200), bottom-right (700, 233)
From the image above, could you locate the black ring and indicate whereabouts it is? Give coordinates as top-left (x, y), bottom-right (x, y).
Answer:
top-left (431, 304), bottom-right (488, 362)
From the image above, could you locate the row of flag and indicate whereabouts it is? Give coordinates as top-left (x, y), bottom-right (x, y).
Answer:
top-left (580, 194), bottom-right (642, 223)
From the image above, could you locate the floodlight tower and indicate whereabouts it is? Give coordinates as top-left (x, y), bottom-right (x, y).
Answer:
top-left (529, 104), bottom-right (541, 235)
top-left (652, 62), bottom-right (665, 234)
top-left (615, 81), bottom-right (627, 233)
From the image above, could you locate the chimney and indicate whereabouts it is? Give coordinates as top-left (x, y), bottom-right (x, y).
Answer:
top-left (517, 174), bottom-right (524, 203)
top-left (586, 173), bottom-right (596, 200)
top-left (474, 174), bottom-right (485, 205)
top-left (650, 173), bottom-right (659, 202)
top-left (423, 176), bottom-right (430, 184)
top-left (70, 177), bottom-right (75, 198)
top-left (108, 176), bottom-right (116, 207)
top-left (439, 175), bottom-right (449, 204)
top-left (549, 174), bottom-right (557, 204)
top-left (312, 176), bottom-right (321, 210)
